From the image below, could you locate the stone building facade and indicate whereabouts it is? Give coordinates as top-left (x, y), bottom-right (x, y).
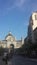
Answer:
top-left (0, 32), bottom-right (24, 49)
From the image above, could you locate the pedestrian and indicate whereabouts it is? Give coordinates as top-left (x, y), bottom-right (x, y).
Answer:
top-left (5, 53), bottom-right (9, 65)
top-left (2, 53), bottom-right (9, 65)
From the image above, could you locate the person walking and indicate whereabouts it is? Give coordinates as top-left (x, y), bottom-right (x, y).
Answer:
top-left (5, 53), bottom-right (9, 65)
top-left (2, 53), bottom-right (9, 65)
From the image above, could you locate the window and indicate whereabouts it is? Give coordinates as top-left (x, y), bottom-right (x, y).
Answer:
top-left (35, 15), bottom-right (37, 20)
top-left (31, 20), bottom-right (33, 25)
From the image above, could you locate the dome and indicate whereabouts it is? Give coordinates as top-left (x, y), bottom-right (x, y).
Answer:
top-left (7, 32), bottom-right (12, 36)
top-left (5, 32), bottom-right (15, 40)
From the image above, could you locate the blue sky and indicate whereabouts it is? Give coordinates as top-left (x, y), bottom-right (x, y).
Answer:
top-left (0, 0), bottom-right (37, 40)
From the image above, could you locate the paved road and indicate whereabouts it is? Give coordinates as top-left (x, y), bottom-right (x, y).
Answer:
top-left (10, 55), bottom-right (37, 65)
top-left (0, 55), bottom-right (37, 65)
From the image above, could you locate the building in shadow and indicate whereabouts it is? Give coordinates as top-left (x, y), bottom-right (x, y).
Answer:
top-left (28, 11), bottom-right (37, 44)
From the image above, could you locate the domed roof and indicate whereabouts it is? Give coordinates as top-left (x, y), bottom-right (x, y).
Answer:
top-left (5, 32), bottom-right (15, 40)
top-left (7, 32), bottom-right (12, 36)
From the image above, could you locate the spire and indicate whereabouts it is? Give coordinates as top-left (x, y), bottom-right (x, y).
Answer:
top-left (8, 31), bottom-right (12, 35)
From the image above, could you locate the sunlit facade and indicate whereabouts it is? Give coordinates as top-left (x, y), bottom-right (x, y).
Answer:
top-left (0, 32), bottom-right (24, 49)
top-left (28, 11), bottom-right (37, 43)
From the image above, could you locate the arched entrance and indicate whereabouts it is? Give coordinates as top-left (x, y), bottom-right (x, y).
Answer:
top-left (9, 44), bottom-right (14, 56)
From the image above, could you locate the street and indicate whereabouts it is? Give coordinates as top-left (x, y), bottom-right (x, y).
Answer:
top-left (9, 55), bottom-right (37, 65)
top-left (0, 55), bottom-right (37, 65)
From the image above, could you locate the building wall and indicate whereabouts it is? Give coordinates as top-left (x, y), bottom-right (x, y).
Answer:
top-left (0, 33), bottom-right (24, 49)
top-left (33, 28), bottom-right (37, 43)
top-left (32, 12), bottom-right (37, 30)
top-left (16, 40), bottom-right (22, 48)
top-left (28, 11), bottom-right (37, 43)
top-left (0, 40), bottom-right (7, 48)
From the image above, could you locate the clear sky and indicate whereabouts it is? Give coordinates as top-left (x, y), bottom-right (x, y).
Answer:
top-left (0, 0), bottom-right (37, 40)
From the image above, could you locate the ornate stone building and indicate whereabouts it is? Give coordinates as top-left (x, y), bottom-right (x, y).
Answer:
top-left (0, 32), bottom-right (24, 49)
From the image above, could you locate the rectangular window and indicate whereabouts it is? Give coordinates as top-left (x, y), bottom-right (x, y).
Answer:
top-left (35, 15), bottom-right (37, 20)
